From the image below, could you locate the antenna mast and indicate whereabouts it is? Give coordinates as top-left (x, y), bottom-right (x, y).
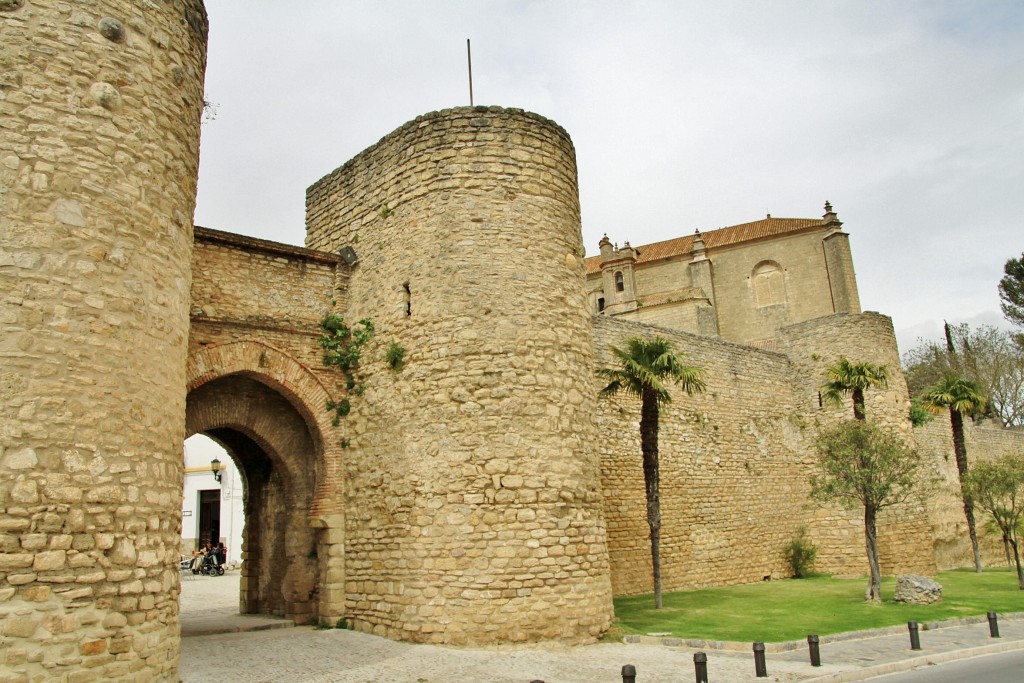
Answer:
top-left (467, 38), bottom-right (474, 106)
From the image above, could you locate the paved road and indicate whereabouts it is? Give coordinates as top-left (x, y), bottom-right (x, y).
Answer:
top-left (862, 648), bottom-right (1024, 682)
top-left (179, 572), bottom-right (1024, 683)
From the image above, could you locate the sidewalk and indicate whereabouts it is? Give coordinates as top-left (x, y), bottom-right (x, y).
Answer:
top-left (179, 573), bottom-right (1024, 682)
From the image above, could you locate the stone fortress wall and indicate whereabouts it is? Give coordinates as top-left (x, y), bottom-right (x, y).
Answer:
top-left (596, 312), bottom-right (937, 597)
top-left (4, 2), bottom-right (1024, 678)
top-left (916, 418), bottom-right (1024, 570)
top-left (1, 1), bottom-right (207, 681)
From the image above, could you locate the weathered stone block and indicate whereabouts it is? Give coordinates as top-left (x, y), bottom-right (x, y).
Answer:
top-left (0, 553), bottom-right (34, 570)
top-left (894, 574), bottom-right (942, 605)
top-left (3, 617), bottom-right (38, 638)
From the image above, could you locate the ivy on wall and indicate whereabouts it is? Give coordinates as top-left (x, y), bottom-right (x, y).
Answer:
top-left (318, 314), bottom-right (374, 431)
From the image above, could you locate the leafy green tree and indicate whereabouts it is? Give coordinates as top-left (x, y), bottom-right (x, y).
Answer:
top-left (921, 376), bottom-right (987, 572)
top-left (999, 253), bottom-right (1024, 328)
top-left (965, 454), bottom-right (1024, 589)
top-left (810, 422), bottom-right (922, 602)
top-left (820, 358), bottom-right (889, 421)
top-left (599, 336), bottom-right (706, 609)
top-left (982, 512), bottom-right (1024, 569)
top-left (903, 324), bottom-right (1024, 428)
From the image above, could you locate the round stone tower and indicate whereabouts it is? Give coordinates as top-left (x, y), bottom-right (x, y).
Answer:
top-left (306, 107), bottom-right (614, 644)
top-left (0, 2), bottom-right (206, 680)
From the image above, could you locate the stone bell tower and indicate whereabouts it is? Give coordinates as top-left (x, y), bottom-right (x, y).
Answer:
top-left (0, 2), bottom-right (207, 680)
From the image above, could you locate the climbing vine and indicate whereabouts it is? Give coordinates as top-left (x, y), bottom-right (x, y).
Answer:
top-left (318, 314), bottom-right (374, 428)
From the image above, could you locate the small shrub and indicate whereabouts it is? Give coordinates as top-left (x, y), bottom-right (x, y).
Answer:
top-left (909, 398), bottom-right (934, 427)
top-left (335, 617), bottom-right (347, 630)
top-left (784, 527), bottom-right (818, 578)
top-left (385, 340), bottom-right (406, 370)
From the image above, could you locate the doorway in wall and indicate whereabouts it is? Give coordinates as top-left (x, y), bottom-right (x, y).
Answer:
top-left (197, 488), bottom-right (221, 547)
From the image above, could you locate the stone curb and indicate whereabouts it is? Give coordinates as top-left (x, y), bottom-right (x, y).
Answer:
top-left (622, 612), bottom-right (1024, 652)
top-left (181, 617), bottom-right (295, 638)
top-left (800, 638), bottom-right (1024, 683)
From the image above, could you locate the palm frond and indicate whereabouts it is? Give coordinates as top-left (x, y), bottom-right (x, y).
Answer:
top-left (598, 336), bottom-right (705, 404)
top-left (920, 375), bottom-right (987, 416)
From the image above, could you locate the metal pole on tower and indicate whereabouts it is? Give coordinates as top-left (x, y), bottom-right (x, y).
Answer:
top-left (467, 38), bottom-right (474, 106)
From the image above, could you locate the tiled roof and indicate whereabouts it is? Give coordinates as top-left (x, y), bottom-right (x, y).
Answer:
top-left (585, 216), bottom-right (826, 275)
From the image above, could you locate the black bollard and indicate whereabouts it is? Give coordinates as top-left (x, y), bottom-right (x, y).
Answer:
top-left (753, 641), bottom-right (767, 678)
top-left (908, 620), bottom-right (921, 650)
top-left (988, 611), bottom-right (1001, 638)
top-left (694, 651), bottom-right (708, 683)
top-left (807, 634), bottom-right (821, 667)
top-left (621, 664), bottom-right (637, 683)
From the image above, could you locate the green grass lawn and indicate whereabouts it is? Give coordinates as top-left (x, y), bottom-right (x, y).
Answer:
top-left (612, 568), bottom-right (1024, 643)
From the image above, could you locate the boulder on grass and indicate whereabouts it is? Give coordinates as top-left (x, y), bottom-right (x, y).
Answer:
top-left (894, 574), bottom-right (942, 605)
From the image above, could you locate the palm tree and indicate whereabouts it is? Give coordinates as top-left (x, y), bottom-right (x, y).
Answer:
top-left (599, 336), bottom-right (706, 609)
top-left (921, 376), bottom-right (987, 572)
top-left (820, 358), bottom-right (890, 420)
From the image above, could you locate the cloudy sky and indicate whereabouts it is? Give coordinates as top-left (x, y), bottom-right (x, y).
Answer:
top-left (193, 0), bottom-right (1024, 353)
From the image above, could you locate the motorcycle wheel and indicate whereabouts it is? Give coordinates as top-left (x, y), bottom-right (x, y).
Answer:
top-left (216, 566), bottom-right (224, 576)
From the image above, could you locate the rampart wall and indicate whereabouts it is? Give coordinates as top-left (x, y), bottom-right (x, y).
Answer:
top-left (596, 313), bottom-right (937, 597)
top-left (915, 419), bottom-right (1024, 569)
top-left (190, 227), bottom-right (343, 326)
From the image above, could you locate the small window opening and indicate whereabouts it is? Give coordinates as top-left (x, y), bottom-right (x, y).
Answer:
top-left (403, 282), bottom-right (411, 317)
top-left (597, 297), bottom-right (605, 312)
top-left (615, 271), bottom-right (624, 292)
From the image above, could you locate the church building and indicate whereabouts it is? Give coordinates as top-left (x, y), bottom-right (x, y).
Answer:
top-left (586, 202), bottom-right (860, 347)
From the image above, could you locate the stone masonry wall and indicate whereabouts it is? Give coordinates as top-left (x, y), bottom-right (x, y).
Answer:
top-left (0, 2), bottom-right (206, 681)
top-left (915, 419), bottom-right (1024, 570)
top-left (597, 312), bottom-right (936, 598)
top-left (190, 227), bottom-right (343, 326)
top-left (305, 107), bottom-right (614, 645)
top-left (776, 312), bottom-right (936, 579)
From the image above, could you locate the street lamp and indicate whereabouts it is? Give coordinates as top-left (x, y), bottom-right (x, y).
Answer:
top-left (210, 457), bottom-right (222, 484)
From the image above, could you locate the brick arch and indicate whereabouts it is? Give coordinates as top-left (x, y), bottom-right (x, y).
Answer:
top-left (186, 339), bottom-right (345, 519)
top-left (185, 341), bottom-right (340, 625)
top-left (187, 340), bottom-right (333, 435)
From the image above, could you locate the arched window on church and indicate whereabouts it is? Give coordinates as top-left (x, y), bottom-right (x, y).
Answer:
top-left (752, 261), bottom-right (785, 307)
top-left (615, 271), bottom-right (624, 292)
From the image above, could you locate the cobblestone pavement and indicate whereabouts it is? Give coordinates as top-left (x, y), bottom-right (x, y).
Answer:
top-left (179, 573), bottom-right (1024, 683)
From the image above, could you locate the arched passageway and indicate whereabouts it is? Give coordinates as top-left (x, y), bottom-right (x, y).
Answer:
top-left (185, 372), bottom-right (322, 623)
